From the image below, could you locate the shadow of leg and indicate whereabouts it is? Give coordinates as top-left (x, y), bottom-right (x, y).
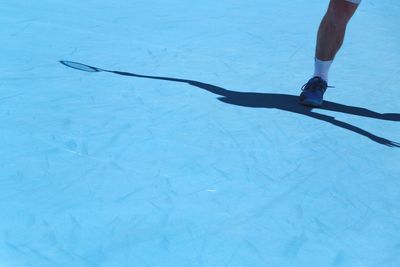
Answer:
top-left (308, 112), bottom-right (400, 147)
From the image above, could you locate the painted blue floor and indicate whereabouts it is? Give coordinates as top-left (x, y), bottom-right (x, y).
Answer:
top-left (1, 0), bottom-right (399, 266)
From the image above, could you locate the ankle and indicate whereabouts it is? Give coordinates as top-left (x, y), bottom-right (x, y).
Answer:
top-left (313, 58), bottom-right (332, 82)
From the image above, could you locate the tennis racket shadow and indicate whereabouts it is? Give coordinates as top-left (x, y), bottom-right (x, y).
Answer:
top-left (60, 60), bottom-right (400, 147)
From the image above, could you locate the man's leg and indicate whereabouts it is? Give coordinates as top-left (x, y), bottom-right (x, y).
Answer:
top-left (300, 0), bottom-right (360, 107)
top-left (315, 0), bottom-right (359, 77)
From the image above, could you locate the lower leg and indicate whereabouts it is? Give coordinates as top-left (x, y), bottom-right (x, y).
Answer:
top-left (314, 0), bottom-right (359, 81)
top-left (316, 0), bottom-right (358, 60)
top-left (300, 0), bottom-right (359, 106)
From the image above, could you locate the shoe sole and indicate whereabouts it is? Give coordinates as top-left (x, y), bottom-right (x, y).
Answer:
top-left (299, 99), bottom-right (323, 107)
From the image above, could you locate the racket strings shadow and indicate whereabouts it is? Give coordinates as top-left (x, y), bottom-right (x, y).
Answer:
top-left (59, 60), bottom-right (400, 147)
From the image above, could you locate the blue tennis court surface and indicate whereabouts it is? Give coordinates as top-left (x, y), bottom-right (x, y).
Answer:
top-left (1, 1), bottom-right (399, 266)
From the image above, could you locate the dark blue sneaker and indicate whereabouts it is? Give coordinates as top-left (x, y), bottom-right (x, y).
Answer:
top-left (299, 76), bottom-right (328, 107)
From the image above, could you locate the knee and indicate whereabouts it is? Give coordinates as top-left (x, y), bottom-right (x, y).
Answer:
top-left (326, 0), bottom-right (357, 27)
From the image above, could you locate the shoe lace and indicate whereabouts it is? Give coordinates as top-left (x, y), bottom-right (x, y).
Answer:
top-left (301, 79), bottom-right (334, 92)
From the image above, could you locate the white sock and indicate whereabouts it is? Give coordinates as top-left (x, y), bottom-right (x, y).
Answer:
top-left (313, 58), bottom-right (333, 82)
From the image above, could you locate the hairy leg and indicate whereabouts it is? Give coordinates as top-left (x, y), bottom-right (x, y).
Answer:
top-left (316, 0), bottom-right (359, 61)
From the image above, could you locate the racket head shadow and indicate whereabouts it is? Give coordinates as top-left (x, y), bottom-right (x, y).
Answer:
top-left (59, 60), bottom-right (102, 72)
